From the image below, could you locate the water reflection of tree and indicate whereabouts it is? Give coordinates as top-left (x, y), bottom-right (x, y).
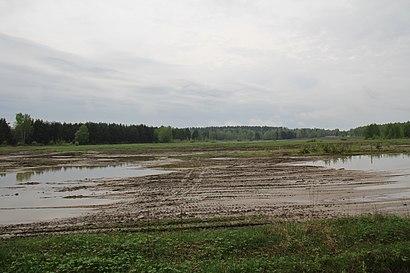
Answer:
top-left (14, 164), bottom-right (124, 182)
top-left (323, 156), bottom-right (353, 166)
top-left (322, 154), bottom-right (408, 166)
top-left (16, 171), bottom-right (34, 182)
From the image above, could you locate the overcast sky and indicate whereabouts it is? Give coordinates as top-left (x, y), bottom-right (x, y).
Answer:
top-left (0, 0), bottom-right (409, 129)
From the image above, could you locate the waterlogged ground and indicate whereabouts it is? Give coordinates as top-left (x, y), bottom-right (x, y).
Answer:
top-left (300, 154), bottom-right (410, 211)
top-left (0, 149), bottom-right (409, 238)
top-left (0, 164), bottom-right (171, 224)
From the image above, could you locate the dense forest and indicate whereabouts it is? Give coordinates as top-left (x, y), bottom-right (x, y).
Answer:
top-left (352, 122), bottom-right (410, 139)
top-left (188, 126), bottom-right (344, 141)
top-left (0, 113), bottom-right (409, 145)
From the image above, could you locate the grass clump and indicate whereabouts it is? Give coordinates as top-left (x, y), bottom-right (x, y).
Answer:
top-left (1, 214), bottom-right (410, 272)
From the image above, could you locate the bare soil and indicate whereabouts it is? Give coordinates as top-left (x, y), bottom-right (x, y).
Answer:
top-left (1, 150), bottom-right (409, 238)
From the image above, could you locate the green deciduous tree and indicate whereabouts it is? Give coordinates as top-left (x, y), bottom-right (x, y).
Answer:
top-left (74, 124), bottom-right (89, 145)
top-left (191, 129), bottom-right (200, 140)
top-left (384, 123), bottom-right (403, 139)
top-left (155, 126), bottom-right (173, 143)
top-left (403, 122), bottom-right (410, 138)
top-left (14, 113), bottom-right (33, 144)
top-left (364, 124), bottom-right (381, 139)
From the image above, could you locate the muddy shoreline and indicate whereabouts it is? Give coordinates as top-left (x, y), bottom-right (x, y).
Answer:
top-left (1, 150), bottom-right (409, 238)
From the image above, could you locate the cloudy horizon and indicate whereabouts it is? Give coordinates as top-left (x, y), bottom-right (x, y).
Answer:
top-left (1, 0), bottom-right (409, 130)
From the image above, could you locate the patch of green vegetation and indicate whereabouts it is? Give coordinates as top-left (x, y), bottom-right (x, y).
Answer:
top-left (0, 139), bottom-right (309, 154)
top-left (1, 138), bottom-right (410, 158)
top-left (299, 138), bottom-right (410, 156)
top-left (1, 215), bottom-right (410, 272)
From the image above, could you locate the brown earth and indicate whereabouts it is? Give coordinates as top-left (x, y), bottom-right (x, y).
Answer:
top-left (1, 151), bottom-right (409, 238)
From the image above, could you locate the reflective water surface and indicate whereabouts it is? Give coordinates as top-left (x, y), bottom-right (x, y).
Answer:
top-left (0, 164), bottom-right (171, 224)
top-left (308, 154), bottom-right (410, 172)
top-left (0, 164), bottom-right (170, 185)
top-left (305, 154), bottom-right (410, 192)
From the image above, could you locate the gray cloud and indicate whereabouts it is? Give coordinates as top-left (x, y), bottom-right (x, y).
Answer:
top-left (0, 1), bottom-right (409, 129)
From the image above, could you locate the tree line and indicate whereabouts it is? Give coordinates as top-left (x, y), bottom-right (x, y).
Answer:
top-left (188, 126), bottom-right (344, 141)
top-left (350, 122), bottom-right (410, 139)
top-left (1, 113), bottom-right (409, 146)
top-left (0, 114), bottom-right (159, 145)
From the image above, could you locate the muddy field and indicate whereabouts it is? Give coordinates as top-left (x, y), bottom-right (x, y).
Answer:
top-left (1, 150), bottom-right (409, 238)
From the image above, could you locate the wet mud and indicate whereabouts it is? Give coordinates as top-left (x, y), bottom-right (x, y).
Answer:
top-left (1, 151), bottom-right (409, 238)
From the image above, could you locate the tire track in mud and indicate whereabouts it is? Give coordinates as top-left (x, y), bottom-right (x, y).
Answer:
top-left (78, 157), bottom-right (391, 221)
top-left (1, 156), bottom-right (408, 238)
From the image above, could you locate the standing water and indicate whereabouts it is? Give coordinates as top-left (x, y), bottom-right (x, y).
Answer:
top-left (0, 164), bottom-right (171, 224)
top-left (309, 154), bottom-right (410, 172)
top-left (305, 154), bottom-right (410, 195)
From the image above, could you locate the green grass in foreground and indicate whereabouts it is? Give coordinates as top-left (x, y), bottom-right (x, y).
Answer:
top-left (1, 215), bottom-right (410, 272)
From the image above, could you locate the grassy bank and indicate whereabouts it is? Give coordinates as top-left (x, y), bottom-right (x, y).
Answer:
top-left (1, 215), bottom-right (410, 272)
top-left (1, 138), bottom-right (410, 157)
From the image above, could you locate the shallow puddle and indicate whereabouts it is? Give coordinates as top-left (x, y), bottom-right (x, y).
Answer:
top-left (304, 154), bottom-right (410, 199)
top-left (0, 163), bottom-right (171, 225)
top-left (307, 154), bottom-right (410, 172)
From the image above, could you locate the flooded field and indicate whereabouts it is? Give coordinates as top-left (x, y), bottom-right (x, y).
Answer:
top-left (303, 154), bottom-right (410, 198)
top-left (305, 153), bottom-right (410, 172)
top-left (0, 163), bottom-right (171, 224)
top-left (1, 149), bottom-right (410, 238)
